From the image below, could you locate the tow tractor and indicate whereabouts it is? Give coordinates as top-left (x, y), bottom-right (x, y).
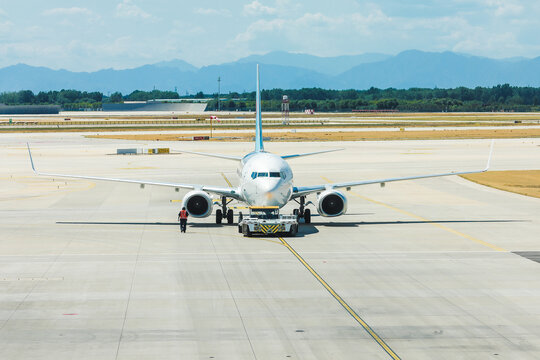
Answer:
top-left (238, 206), bottom-right (298, 237)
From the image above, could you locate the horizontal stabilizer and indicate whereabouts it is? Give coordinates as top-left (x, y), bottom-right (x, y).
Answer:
top-left (171, 149), bottom-right (242, 161)
top-left (281, 148), bottom-right (344, 159)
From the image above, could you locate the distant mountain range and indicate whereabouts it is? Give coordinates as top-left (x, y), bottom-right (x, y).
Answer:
top-left (1, 50), bottom-right (539, 94)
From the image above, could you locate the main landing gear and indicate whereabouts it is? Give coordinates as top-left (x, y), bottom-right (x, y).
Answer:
top-left (293, 196), bottom-right (311, 224)
top-left (216, 196), bottom-right (234, 225)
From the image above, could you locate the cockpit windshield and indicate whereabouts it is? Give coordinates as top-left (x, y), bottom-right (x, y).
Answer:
top-left (251, 171), bottom-right (284, 179)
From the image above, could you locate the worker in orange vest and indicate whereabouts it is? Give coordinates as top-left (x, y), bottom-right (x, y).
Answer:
top-left (178, 207), bottom-right (189, 233)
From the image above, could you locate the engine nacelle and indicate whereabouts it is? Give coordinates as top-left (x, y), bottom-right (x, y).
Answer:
top-left (317, 190), bottom-right (347, 217)
top-left (182, 190), bottom-right (213, 218)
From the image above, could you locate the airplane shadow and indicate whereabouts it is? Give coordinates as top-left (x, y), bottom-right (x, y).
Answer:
top-left (57, 221), bottom-right (239, 228)
top-left (296, 227), bottom-right (319, 237)
top-left (188, 223), bottom-right (237, 228)
top-left (57, 221), bottom-right (181, 226)
top-left (310, 213), bottom-right (374, 217)
top-left (310, 219), bottom-right (525, 228)
top-left (57, 220), bottom-right (525, 236)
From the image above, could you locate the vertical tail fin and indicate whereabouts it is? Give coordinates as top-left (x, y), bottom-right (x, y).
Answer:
top-left (255, 64), bottom-right (264, 152)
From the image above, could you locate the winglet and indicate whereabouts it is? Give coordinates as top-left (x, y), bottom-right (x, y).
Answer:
top-left (254, 64), bottom-right (264, 152)
top-left (484, 140), bottom-right (494, 172)
top-left (26, 143), bottom-right (37, 174)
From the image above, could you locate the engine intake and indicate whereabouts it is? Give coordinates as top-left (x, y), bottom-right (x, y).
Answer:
top-left (317, 190), bottom-right (347, 217)
top-left (182, 191), bottom-right (213, 218)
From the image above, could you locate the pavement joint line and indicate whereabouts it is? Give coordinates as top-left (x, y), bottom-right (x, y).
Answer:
top-left (114, 213), bottom-right (146, 360)
top-left (321, 176), bottom-right (507, 252)
top-left (0, 227), bottom-right (73, 333)
top-left (210, 234), bottom-right (258, 359)
top-left (278, 237), bottom-right (402, 360)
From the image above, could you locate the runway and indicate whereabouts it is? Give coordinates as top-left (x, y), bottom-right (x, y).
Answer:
top-left (1, 133), bottom-right (540, 359)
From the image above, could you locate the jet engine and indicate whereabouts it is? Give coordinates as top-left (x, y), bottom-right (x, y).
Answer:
top-left (317, 190), bottom-right (347, 217)
top-left (182, 190), bottom-right (213, 218)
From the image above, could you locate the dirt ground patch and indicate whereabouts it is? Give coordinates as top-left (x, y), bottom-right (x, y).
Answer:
top-left (87, 128), bottom-right (540, 142)
top-left (461, 170), bottom-right (540, 199)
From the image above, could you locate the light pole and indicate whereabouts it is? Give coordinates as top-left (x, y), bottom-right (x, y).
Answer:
top-left (217, 76), bottom-right (221, 112)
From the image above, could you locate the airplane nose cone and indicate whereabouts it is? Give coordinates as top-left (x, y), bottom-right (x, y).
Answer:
top-left (259, 179), bottom-right (280, 193)
top-left (256, 179), bottom-right (286, 206)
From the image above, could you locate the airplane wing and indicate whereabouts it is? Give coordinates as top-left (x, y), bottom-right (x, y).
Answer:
top-left (172, 148), bottom-right (344, 160)
top-left (170, 149), bottom-right (242, 161)
top-left (281, 148), bottom-right (344, 159)
top-left (292, 141), bottom-right (494, 198)
top-left (27, 144), bottom-right (241, 199)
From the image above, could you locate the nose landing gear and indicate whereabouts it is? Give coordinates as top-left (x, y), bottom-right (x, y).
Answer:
top-left (216, 196), bottom-right (235, 224)
top-left (294, 196), bottom-right (311, 224)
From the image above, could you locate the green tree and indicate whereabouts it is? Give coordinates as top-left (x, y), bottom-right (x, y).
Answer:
top-left (109, 92), bottom-right (123, 103)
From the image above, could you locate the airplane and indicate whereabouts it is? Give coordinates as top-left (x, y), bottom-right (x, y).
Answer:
top-left (27, 65), bottom-right (494, 226)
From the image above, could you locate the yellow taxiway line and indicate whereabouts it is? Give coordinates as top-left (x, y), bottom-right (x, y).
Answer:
top-left (278, 237), bottom-right (402, 360)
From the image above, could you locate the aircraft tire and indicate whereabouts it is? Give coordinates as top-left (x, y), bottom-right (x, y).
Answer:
top-left (227, 209), bottom-right (234, 224)
top-left (242, 224), bottom-right (251, 237)
top-left (216, 209), bottom-right (222, 224)
top-left (289, 224), bottom-right (297, 237)
top-left (304, 209), bottom-right (311, 224)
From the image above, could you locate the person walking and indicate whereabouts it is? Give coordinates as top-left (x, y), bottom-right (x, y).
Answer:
top-left (178, 207), bottom-right (188, 233)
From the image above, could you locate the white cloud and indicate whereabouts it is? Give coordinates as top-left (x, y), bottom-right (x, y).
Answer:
top-left (243, 1), bottom-right (277, 16)
top-left (0, 20), bottom-right (12, 35)
top-left (2, 1), bottom-right (539, 71)
top-left (195, 8), bottom-right (218, 15)
top-left (194, 8), bottom-right (231, 16)
top-left (484, 0), bottom-right (523, 17)
top-left (116, 0), bottom-right (153, 20)
top-left (234, 18), bottom-right (285, 43)
top-left (43, 7), bottom-right (94, 17)
top-left (0, 8), bottom-right (13, 36)
top-left (233, 8), bottom-right (393, 48)
top-left (296, 13), bottom-right (341, 27)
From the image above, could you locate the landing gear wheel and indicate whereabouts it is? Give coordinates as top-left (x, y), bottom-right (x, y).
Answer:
top-left (289, 224), bottom-right (298, 237)
top-left (216, 209), bottom-right (222, 224)
top-left (238, 225), bottom-right (242, 233)
top-left (227, 209), bottom-right (234, 224)
top-left (293, 209), bottom-right (299, 216)
top-left (304, 209), bottom-right (311, 224)
top-left (242, 224), bottom-right (251, 237)
top-left (238, 212), bottom-right (243, 223)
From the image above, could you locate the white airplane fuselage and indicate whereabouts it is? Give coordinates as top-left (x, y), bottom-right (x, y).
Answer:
top-left (237, 151), bottom-right (293, 207)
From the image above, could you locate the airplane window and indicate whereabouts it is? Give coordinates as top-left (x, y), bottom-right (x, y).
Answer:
top-left (270, 172), bottom-right (281, 177)
top-left (251, 172), bottom-right (257, 179)
top-left (257, 172), bottom-right (268, 177)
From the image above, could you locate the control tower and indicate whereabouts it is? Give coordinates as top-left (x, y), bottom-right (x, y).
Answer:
top-left (281, 95), bottom-right (290, 125)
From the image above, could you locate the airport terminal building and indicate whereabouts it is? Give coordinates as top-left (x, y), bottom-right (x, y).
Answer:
top-left (103, 99), bottom-right (207, 112)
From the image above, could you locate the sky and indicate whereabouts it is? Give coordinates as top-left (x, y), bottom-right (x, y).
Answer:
top-left (0, 0), bottom-right (539, 71)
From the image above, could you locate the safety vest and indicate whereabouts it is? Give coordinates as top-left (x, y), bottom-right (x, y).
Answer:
top-left (179, 210), bottom-right (188, 219)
